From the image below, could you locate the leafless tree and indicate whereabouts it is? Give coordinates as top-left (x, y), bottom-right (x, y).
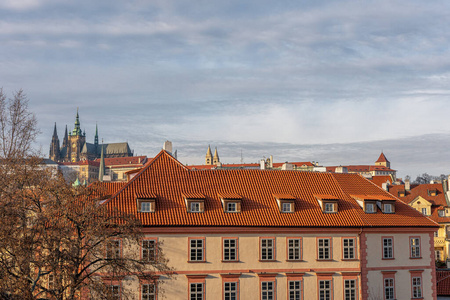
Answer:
top-left (0, 89), bottom-right (171, 300)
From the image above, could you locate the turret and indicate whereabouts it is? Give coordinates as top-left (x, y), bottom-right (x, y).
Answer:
top-left (62, 125), bottom-right (69, 149)
top-left (213, 147), bottom-right (220, 165)
top-left (205, 145), bottom-right (213, 165)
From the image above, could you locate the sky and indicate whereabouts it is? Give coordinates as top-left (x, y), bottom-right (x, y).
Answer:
top-left (1, 0), bottom-right (450, 179)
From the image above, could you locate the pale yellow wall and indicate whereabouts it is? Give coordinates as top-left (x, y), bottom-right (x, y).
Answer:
top-left (410, 200), bottom-right (432, 216)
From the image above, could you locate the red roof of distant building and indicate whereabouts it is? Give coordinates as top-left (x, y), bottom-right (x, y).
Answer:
top-left (102, 151), bottom-right (437, 228)
top-left (94, 156), bottom-right (147, 168)
top-left (369, 175), bottom-right (393, 188)
top-left (376, 152), bottom-right (389, 163)
top-left (59, 160), bottom-right (100, 167)
top-left (437, 270), bottom-right (450, 296)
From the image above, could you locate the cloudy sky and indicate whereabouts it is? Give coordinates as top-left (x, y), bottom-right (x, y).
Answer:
top-left (1, 0), bottom-right (450, 178)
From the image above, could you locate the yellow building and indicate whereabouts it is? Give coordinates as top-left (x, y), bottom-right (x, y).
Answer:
top-left (99, 150), bottom-right (438, 300)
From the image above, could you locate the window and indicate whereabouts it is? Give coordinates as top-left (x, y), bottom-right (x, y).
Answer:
top-left (142, 239), bottom-right (156, 262)
top-left (319, 280), bottom-right (331, 300)
top-left (190, 202), bottom-right (201, 212)
top-left (227, 202), bottom-right (237, 212)
top-left (223, 238), bottom-right (238, 261)
top-left (343, 238), bottom-right (356, 260)
top-left (344, 279), bottom-right (356, 300)
top-left (382, 238), bottom-right (393, 259)
top-left (48, 273), bottom-right (55, 290)
top-left (190, 283), bottom-right (204, 300)
top-left (436, 250), bottom-right (442, 261)
top-left (421, 208), bottom-right (427, 215)
top-left (189, 239), bottom-right (204, 262)
top-left (287, 238), bottom-right (302, 260)
top-left (109, 285), bottom-right (120, 300)
top-left (282, 202), bottom-right (293, 213)
top-left (384, 278), bottom-right (395, 300)
top-left (410, 237), bottom-right (420, 258)
top-left (261, 281), bottom-right (274, 300)
top-left (260, 238), bottom-right (275, 261)
top-left (224, 282), bottom-right (238, 300)
top-left (289, 280), bottom-right (302, 300)
top-left (412, 277), bottom-right (422, 299)
top-left (365, 203), bottom-right (375, 213)
top-left (142, 283), bottom-right (156, 300)
top-left (439, 210), bottom-right (445, 217)
top-left (324, 203), bottom-right (334, 213)
top-left (106, 240), bottom-right (121, 259)
top-left (318, 238), bottom-right (331, 260)
top-left (434, 231), bottom-right (439, 237)
top-left (383, 203), bottom-right (393, 213)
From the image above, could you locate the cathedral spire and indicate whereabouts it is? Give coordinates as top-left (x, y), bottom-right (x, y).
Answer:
top-left (49, 123), bottom-right (60, 161)
top-left (52, 122), bottom-right (58, 138)
top-left (213, 147), bottom-right (220, 165)
top-left (205, 145), bottom-right (213, 165)
top-left (94, 123), bottom-right (99, 147)
top-left (62, 125), bottom-right (68, 148)
top-left (72, 108), bottom-right (82, 136)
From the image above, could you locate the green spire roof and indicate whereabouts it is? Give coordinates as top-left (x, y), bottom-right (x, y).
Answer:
top-left (72, 108), bottom-right (82, 136)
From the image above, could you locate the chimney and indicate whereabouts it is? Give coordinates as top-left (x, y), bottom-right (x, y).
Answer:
top-left (281, 162), bottom-right (294, 170)
top-left (269, 155), bottom-right (273, 168)
top-left (405, 179), bottom-right (410, 191)
top-left (260, 159), bottom-right (266, 170)
top-left (163, 140), bottom-right (172, 154)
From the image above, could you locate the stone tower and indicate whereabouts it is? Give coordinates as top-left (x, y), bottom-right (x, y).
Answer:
top-left (375, 152), bottom-right (390, 169)
top-left (205, 145), bottom-right (213, 165)
top-left (49, 123), bottom-right (60, 161)
top-left (68, 108), bottom-right (86, 162)
top-left (213, 147), bottom-right (220, 165)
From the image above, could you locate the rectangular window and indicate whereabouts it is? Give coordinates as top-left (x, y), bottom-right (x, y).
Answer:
top-left (384, 278), bottom-right (394, 300)
top-left (436, 250), bottom-right (442, 261)
top-left (48, 273), bottom-right (55, 290)
top-left (190, 283), bottom-right (204, 300)
top-left (318, 238), bottom-right (331, 260)
top-left (343, 238), bottom-right (356, 260)
top-left (223, 239), bottom-right (238, 261)
top-left (109, 285), bottom-right (120, 300)
top-left (319, 280), bottom-right (331, 300)
top-left (227, 202), bottom-right (237, 212)
top-left (382, 238), bottom-right (393, 259)
top-left (260, 238), bottom-right (275, 261)
top-left (421, 208), bottom-right (427, 215)
top-left (410, 237), bottom-right (420, 258)
top-left (142, 283), bottom-right (156, 300)
top-left (190, 239), bottom-right (204, 261)
top-left (439, 210), bottom-right (445, 217)
top-left (289, 280), bottom-right (302, 300)
top-left (224, 282), bottom-right (238, 300)
top-left (282, 202), bottom-right (292, 212)
top-left (383, 203), bottom-right (393, 213)
top-left (261, 281), bottom-right (274, 300)
top-left (142, 240), bottom-right (156, 262)
top-left (106, 240), bottom-right (121, 259)
top-left (344, 279), bottom-right (356, 300)
top-left (190, 202), bottom-right (201, 212)
top-left (141, 201), bottom-right (152, 212)
top-left (412, 277), bottom-right (422, 298)
top-left (324, 203), bottom-right (334, 213)
top-left (287, 238), bottom-right (301, 260)
top-left (365, 203), bottom-right (375, 213)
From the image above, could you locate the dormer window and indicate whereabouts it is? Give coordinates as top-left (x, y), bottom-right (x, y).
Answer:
top-left (274, 194), bottom-right (296, 213)
top-left (383, 203), bottom-right (393, 213)
top-left (219, 193), bottom-right (242, 213)
top-left (428, 189), bottom-right (437, 196)
top-left (365, 202), bottom-right (376, 213)
top-left (136, 197), bottom-right (156, 213)
top-left (398, 190), bottom-right (406, 197)
top-left (314, 195), bottom-right (339, 213)
top-left (439, 210), bottom-right (445, 217)
top-left (183, 193), bottom-right (205, 213)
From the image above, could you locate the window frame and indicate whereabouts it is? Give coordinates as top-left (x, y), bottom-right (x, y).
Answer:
top-left (141, 238), bottom-right (157, 262)
top-left (227, 202), bottom-right (237, 213)
top-left (222, 237), bottom-right (238, 262)
top-left (141, 282), bottom-right (157, 300)
top-left (260, 280), bottom-right (276, 300)
top-left (190, 202), bottom-right (201, 212)
top-left (221, 274), bottom-right (241, 300)
top-left (288, 279), bottom-right (302, 300)
top-left (260, 237), bottom-right (276, 261)
top-left (106, 239), bottom-right (122, 259)
top-left (382, 237), bottom-right (394, 260)
top-left (318, 279), bottom-right (332, 300)
top-left (287, 238), bottom-right (302, 261)
top-left (382, 271), bottom-right (396, 300)
top-left (317, 238), bottom-right (332, 261)
top-left (108, 284), bottom-right (121, 300)
top-left (409, 237), bottom-right (421, 259)
top-left (189, 237), bottom-right (205, 262)
top-left (343, 278), bottom-right (357, 300)
top-left (342, 238), bottom-right (357, 260)
top-left (223, 281), bottom-right (239, 300)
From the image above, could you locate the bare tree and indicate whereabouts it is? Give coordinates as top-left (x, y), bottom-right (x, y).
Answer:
top-left (0, 89), bottom-right (171, 300)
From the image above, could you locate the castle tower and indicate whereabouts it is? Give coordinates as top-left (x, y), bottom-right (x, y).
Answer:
top-left (68, 108), bottom-right (86, 162)
top-left (205, 145), bottom-right (213, 165)
top-left (375, 152), bottom-right (390, 169)
top-left (49, 123), bottom-right (60, 161)
top-left (213, 147), bottom-right (220, 165)
top-left (62, 125), bottom-right (69, 149)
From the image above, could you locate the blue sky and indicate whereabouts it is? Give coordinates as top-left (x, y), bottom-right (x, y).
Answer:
top-left (1, 0), bottom-right (450, 178)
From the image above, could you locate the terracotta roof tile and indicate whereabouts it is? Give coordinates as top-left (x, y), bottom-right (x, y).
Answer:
top-left (376, 152), bottom-right (389, 163)
top-left (437, 270), bottom-right (450, 296)
top-left (369, 175), bottom-right (392, 187)
top-left (105, 151), bottom-right (437, 228)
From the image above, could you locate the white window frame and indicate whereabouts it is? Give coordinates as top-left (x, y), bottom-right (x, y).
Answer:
top-left (227, 202), bottom-right (237, 212)
top-left (343, 238), bottom-right (355, 260)
top-left (106, 240), bottom-right (121, 259)
top-left (190, 282), bottom-right (204, 300)
top-left (282, 202), bottom-right (292, 213)
top-left (319, 280), bottom-right (331, 300)
top-left (365, 203), bottom-right (375, 213)
top-left (383, 203), bottom-right (393, 213)
top-left (410, 238), bottom-right (420, 258)
top-left (261, 281), bottom-right (274, 300)
top-left (324, 202), bottom-right (334, 213)
top-left (412, 277), bottom-right (422, 299)
top-left (287, 238), bottom-right (301, 260)
top-left (439, 210), bottom-right (445, 217)
top-left (142, 283), bottom-right (156, 300)
top-left (344, 279), bottom-right (357, 300)
top-left (260, 238), bottom-right (275, 261)
top-left (382, 238), bottom-right (393, 259)
top-left (288, 280), bottom-right (302, 300)
top-left (142, 240), bottom-right (156, 262)
top-left (190, 239), bottom-right (204, 261)
top-left (318, 238), bottom-right (331, 260)
top-left (141, 201), bottom-right (152, 212)
top-left (223, 239), bottom-right (237, 261)
top-left (224, 281), bottom-right (238, 300)
top-left (190, 202), bottom-right (201, 212)
top-left (421, 208), bottom-right (427, 215)
top-left (384, 278), bottom-right (395, 300)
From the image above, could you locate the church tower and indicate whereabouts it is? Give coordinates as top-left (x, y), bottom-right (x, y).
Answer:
top-left (49, 123), bottom-right (60, 161)
top-left (213, 147), bottom-right (220, 165)
top-left (68, 109), bottom-right (86, 162)
top-left (375, 152), bottom-right (390, 169)
top-left (205, 145), bottom-right (213, 165)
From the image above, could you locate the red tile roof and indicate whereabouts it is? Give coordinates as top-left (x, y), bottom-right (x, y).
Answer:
top-left (104, 151), bottom-right (437, 228)
top-left (376, 152), bottom-right (389, 163)
top-left (94, 156), bottom-right (148, 168)
top-left (437, 270), bottom-right (450, 296)
top-left (59, 160), bottom-right (100, 167)
top-left (369, 175), bottom-right (393, 188)
top-left (187, 161), bottom-right (314, 170)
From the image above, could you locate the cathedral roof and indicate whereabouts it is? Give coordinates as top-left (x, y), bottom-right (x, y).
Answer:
top-left (81, 142), bottom-right (132, 156)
